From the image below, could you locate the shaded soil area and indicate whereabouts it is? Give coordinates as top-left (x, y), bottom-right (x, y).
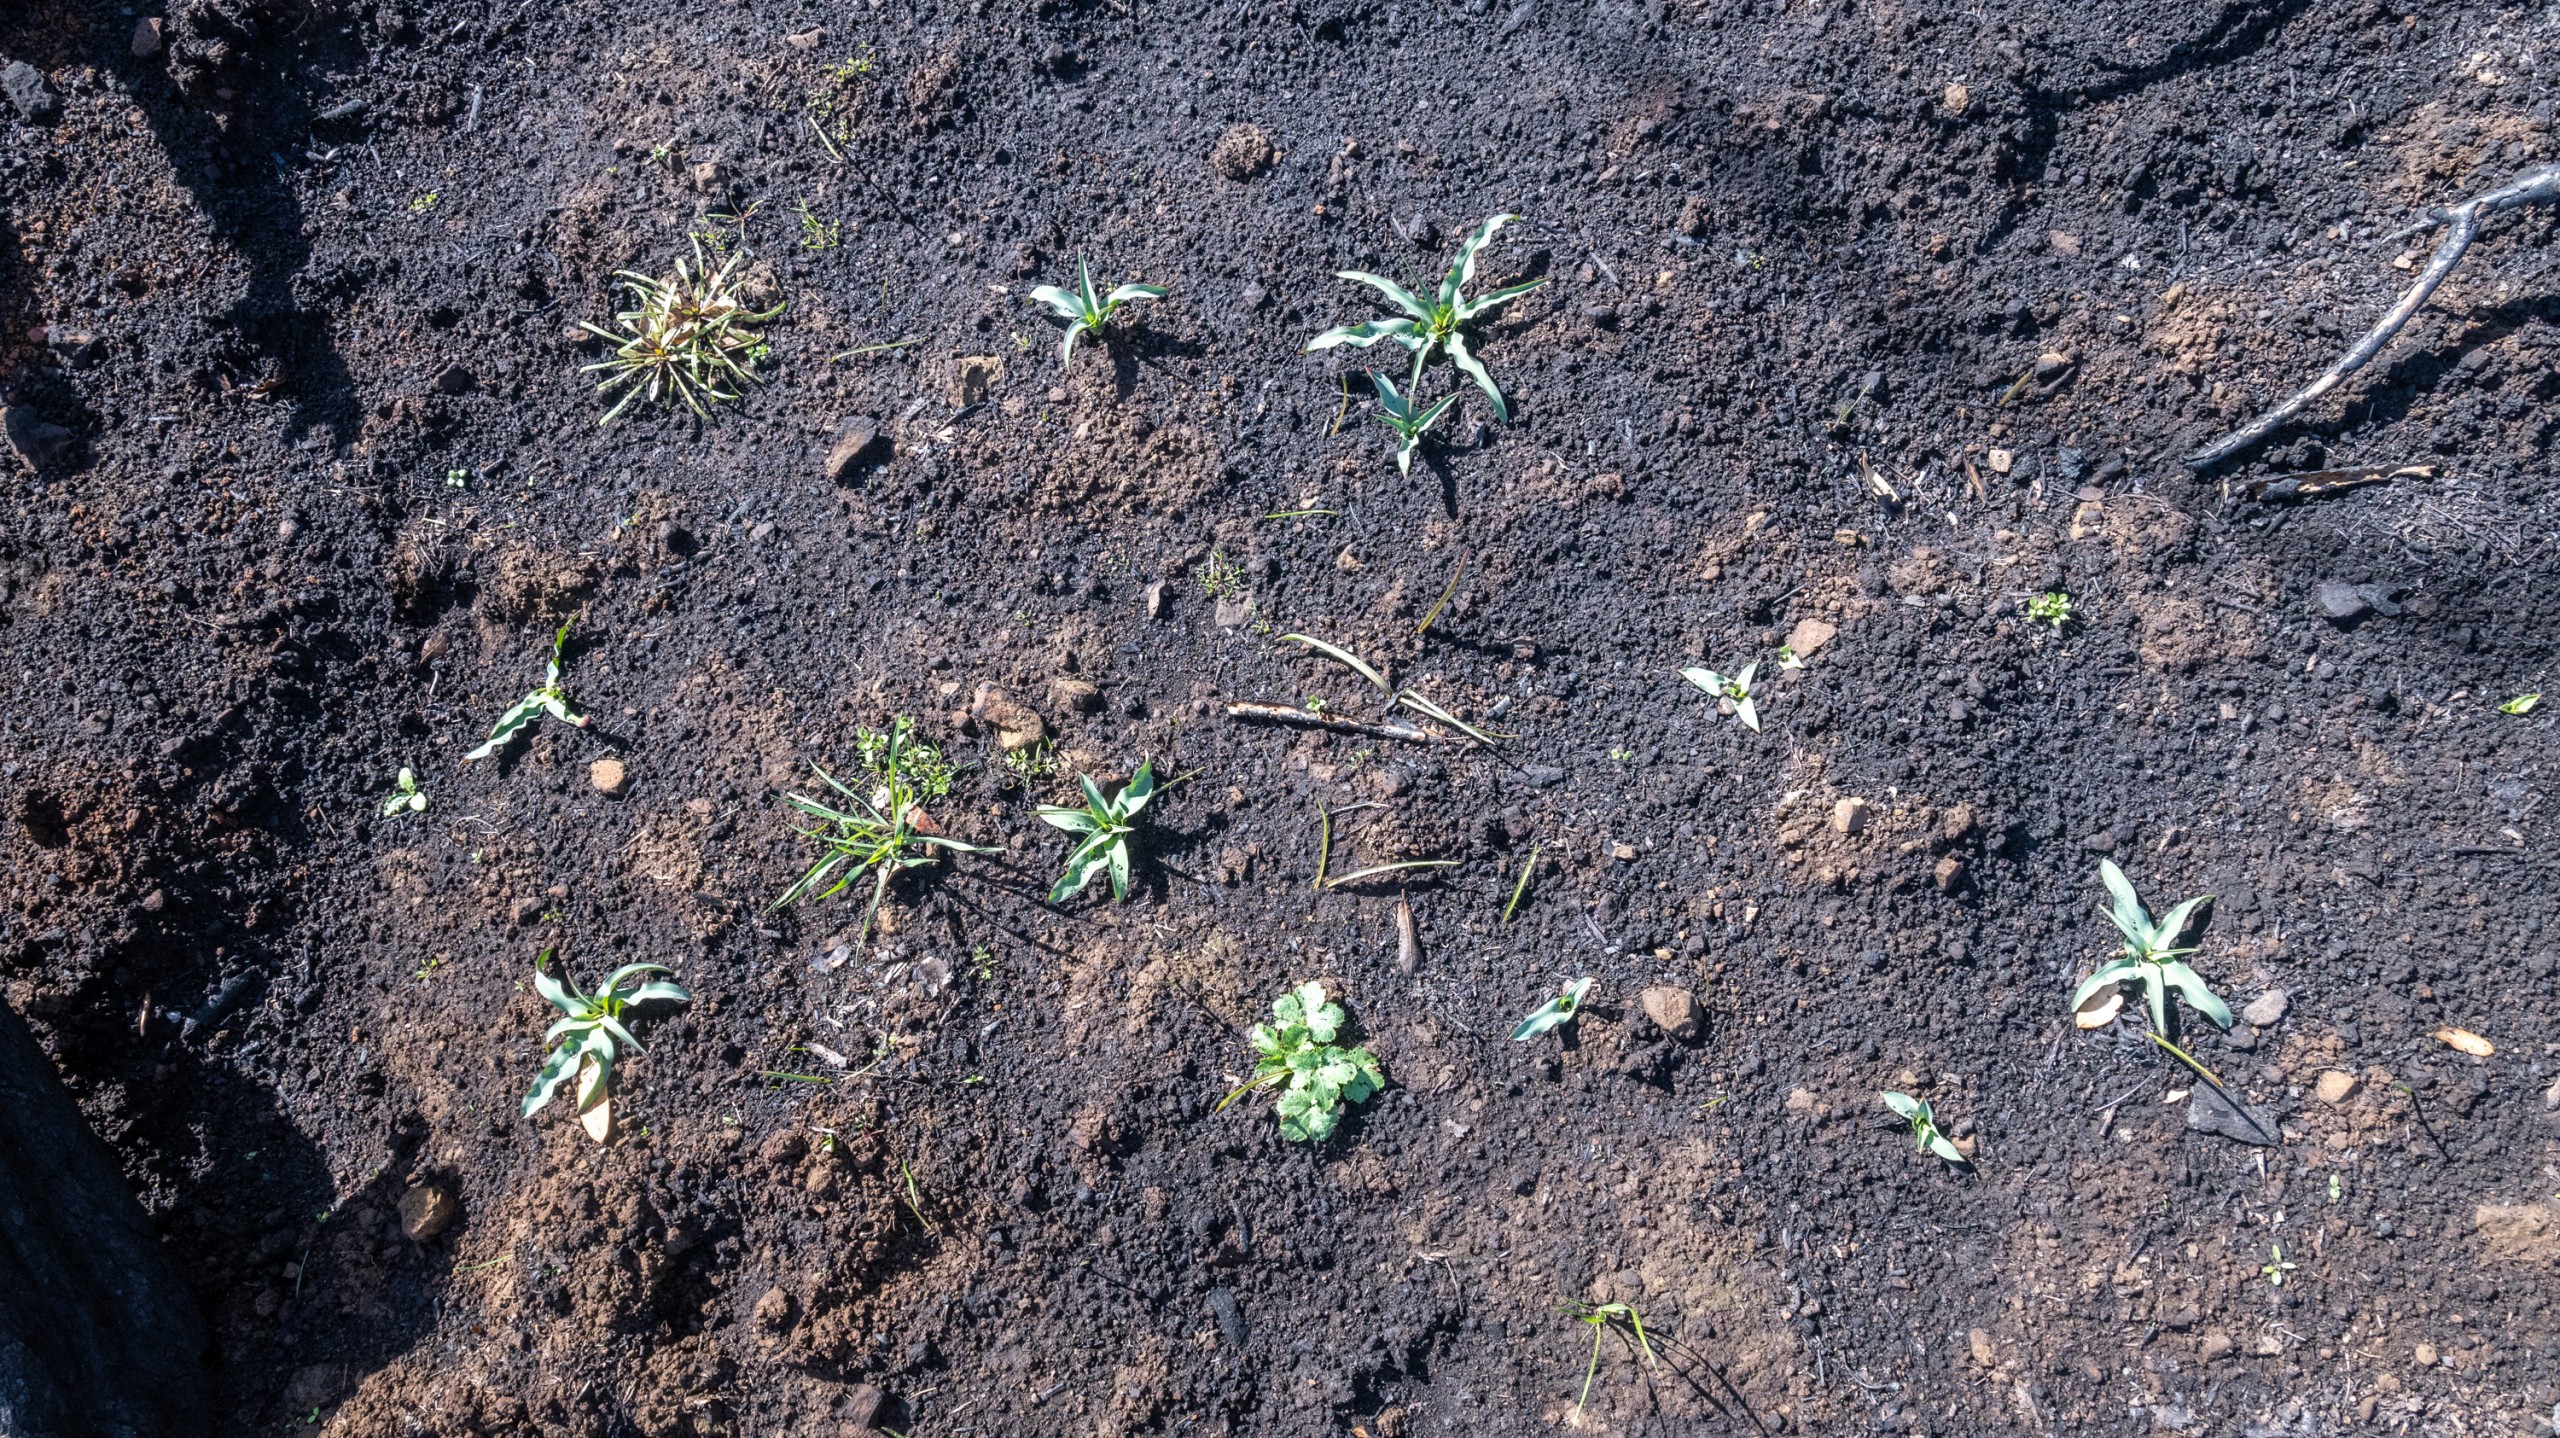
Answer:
top-left (5, 0), bottom-right (2560, 1433)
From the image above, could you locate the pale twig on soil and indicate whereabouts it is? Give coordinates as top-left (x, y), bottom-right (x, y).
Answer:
top-left (1224, 701), bottom-right (1442, 743)
top-left (2188, 162), bottom-right (2560, 469)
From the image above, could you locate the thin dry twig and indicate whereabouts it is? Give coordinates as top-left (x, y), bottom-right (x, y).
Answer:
top-left (2189, 162), bottom-right (2560, 469)
top-left (1224, 702), bottom-right (1443, 744)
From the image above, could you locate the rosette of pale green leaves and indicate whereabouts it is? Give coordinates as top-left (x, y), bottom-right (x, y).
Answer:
top-left (577, 238), bottom-right (783, 423)
top-left (1308, 213), bottom-right (1547, 423)
top-left (1219, 981), bottom-right (1385, 1142)
top-left (523, 952), bottom-right (690, 1119)
top-left (1028, 259), bottom-right (1167, 371)
top-left (2069, 859), bottom-right (2227, 1037)
top-left (1681, 662), bottom-right (1760, 732)
top-left (1036, 761), bottom-right (1157, 903)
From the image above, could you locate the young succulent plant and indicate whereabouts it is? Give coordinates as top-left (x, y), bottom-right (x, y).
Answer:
top-left (1308, 213), bottom-right (1547, 422)
top-left (523, 952), bottom-right (690, 1124)
top-left (577, 237), bottom-right (783, 423)
top-left (777, 719), bottom-right (1001, 946)
top-left (1512, 977), bottom-right (1593, 1040)
top-left (467, 621), bottom-right (589, 761)
top-left (1036, 761), bottom-right (1157, 903)
top-left (1681, 662), bottom-right (1761, 732)
top-left (1028, 260), bottom-right (1168, 371)
top-left (382, 767), bottom-right (427, 818)
top-left (2028, 591), bottom-right (2074, 630)
top-left (1217, 981), bottom-right (1385, 1142)
top-left (1368, 363), bottom-right (1460, 477)
top-left (2070, 859), bottom-right (2228, 1038)
top-left (1881, 1091), bottom-right (1968, 1166)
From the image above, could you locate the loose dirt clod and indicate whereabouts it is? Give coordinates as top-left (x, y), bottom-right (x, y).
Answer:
top-left (396, 1184), bottom-right (457, 1241)
top-left (589, 758), bottom-right (628, 795)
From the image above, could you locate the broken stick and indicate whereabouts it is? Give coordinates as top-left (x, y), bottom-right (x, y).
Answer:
top-left (2187, 162), bottom-right (2560, 470)
top-left (1223, 702), bottom-right (1443, 744)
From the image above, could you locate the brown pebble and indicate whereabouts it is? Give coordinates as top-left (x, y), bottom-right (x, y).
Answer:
top-left (396, 1184), bottom-right (457, 1241)
top-left (589, 758), bottom-right (628, 795)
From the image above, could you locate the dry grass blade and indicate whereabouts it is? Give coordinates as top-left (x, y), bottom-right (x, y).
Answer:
top-left (1277, 633), bottom-right (1391, 695)
top-left (1417, 548), bottom-right (1469, 635)
top-left (1394, 892), bottom-right (1421, 974)
top-left (1223, 702), bottom-right (1441, 744)
top-left (1323, 859), bottom-right (1457, 889)
top-left (1503, 843), bottom-right (1540, 922)
top-left (1394, 688), bottom-right (1512, 745)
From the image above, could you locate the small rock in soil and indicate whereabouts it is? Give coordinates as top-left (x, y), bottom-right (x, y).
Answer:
top-left (971, 686), bottom-right (1046, 751)
top-left (2199, 1329), bottom-right (2235, 1361)
top-left (1967, 1328), bottom-right (1995, 1367)
top-left (2080, 829), bottom-right (2117, 852)
top-left (1207, 1286), bottom-right (1248, 1347)
top-left (1521, 765), bottom-right (1565, 788)
top-left (1142, 580), bottom-right (1167, 619)
top-left (396, 1183), bottom-right (457, 1241)
top-left (1050, 677), bottom-right (1102, 713)
top-left (751, 1285), bottom-right (796, 1333)
top-left (1212, 593), bottom-right (1254, 628)
top-left (1640, 986), bottom-right (1701, 1042)
top-left (2315, 581), bottom-right (2370, 620)
top-left (1831, 797), bottom-right (1867, 835)
top-left (2315, 1070), bottom-right (2360, 1105)
top-left (1209, 124), bottom-right (1275, 180)
top-left (2185, 1085), bottom-right (2279, 1146)
top-left (431, 363), bottom-right (474, 394)
top-left (2240, 990), bottom-right (2288, 1027)
top-left (131, 17), bottom-right (165, 55)
top-left (508, 897), bottom-right (542, 927)
top-left (837, 1381), bottom-right (885, 1432)
top-left (1932, 855), bottom-right (1965, 892)
top-left (823, 419), bottom-right (883, 481)
top-left (1785, 617), bottom-right (1837, 657)
top-left (2, 62), bottom-right (61, 123)
top-left (3, 404), bottom-right (74, 468)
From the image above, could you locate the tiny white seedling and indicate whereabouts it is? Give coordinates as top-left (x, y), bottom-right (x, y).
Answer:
top-left (1681, 662), bottom-right (1761, 732)
top-left (382, 767), bottom-right (427, 817)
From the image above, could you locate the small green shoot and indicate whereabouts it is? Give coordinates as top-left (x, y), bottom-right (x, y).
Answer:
top-left (1680, 662), bottom-right (1760, 732)
top-left (1502, 844), bottom-right (1540, 922)
top-left (1512, 977), bottom-right (1592, 1041)
top-left (792, 197), bottom-right (842, 250)
top-left (1216, 981), bottom-right (1384, 1142)
top-left (1881, 1091), bottom-right (1968, 1166)
top-left (2028, 591), bottom-right (2073, 630)
top-left (1308, 213), bottom-right (1548, 423)
top-left (2260, 1242), bottom-right (2296, 1286)
top-left (409, 191), bottom-right (440, 214)
top-left (1027, 259), bottom-right (1167, 371)
top-left (1036, 761), bottom-right (1158, 904)
top-left (466, 621), bottom-right (588, 761)
top-left (1000, 740), bottom-right (1059, 784)
top-left (2070, 859), bottom-right (2227, 1038)
top-left (1565, 1301), bottom-right (1658, 1423)
top-left (2328, 1173), bottom-right (2343, 1204)
top-left (576, 237), bottom-right (785, 423)
top-left (383, 767), bottom-right (427, 817)
top-left (2500, 692), bottom-right (2541, 716)
top-left (1367, 363), bottom-right (1460, 477)
top-left (1776, 646), bottom-right (1805, 672)
top-left (1197, 548), bottom-right (1245, 599)
top-left (777, 719), bottom-right (1001, 946)
top-left (522, 951), bottom-right (690, 1120)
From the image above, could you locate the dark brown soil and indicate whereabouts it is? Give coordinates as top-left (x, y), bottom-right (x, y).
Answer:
top-left (5, 0), bottom-right (2559, 1434)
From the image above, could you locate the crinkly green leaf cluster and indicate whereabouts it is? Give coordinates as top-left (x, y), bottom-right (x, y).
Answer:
top-left (2070, 859), bottom-right (2228, 1037)
top-left (1881, 1091), bottom-right (1968, 1166)
top-left (1028, 259), bottom-right (1168, 371)
top-left (1036, 761), bottom-right (1157, 904)
top-left (467, 621), bottom-right (589, 761)
top-left (523, 951), bottom-right (691, 1119)
top-left (1229, 981), bottom-right (1384, 1142)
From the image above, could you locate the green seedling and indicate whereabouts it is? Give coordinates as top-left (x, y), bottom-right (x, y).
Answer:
top-left (409, 191), bottom-right (439, 214)
top-left (2028, 591), bottom-right (2074, 630)
top-left (1367, 363), bottom-right (1460, 477)
top-left (792, 197), bottom-right (842, 250)
top-left (777, 719), bottom-right (1000, 945)
top-left (1565, 1301), bottom-right (1658, 1423)
top-left (1881, 1091), bottom-right (1968, 1166)
top-left (1216, 981), bottom-right (1384, 1142)
top-left (466, 621), bottom-right (588, 761)
top-left (577, 237), bottom-right (785, 423)
top-left (2070, 859), bottom-right (2227, 1037)
top-left (1036, 761), bottom-right (1158, 903)
top-left (1502, 843), bottom-right (1540, 922)
top-left (2501, 692), bottom-right (2541, 716)
top-left (1027, 259), bottom-right (1167, 371)
top-left (1681, 662), bottom-right (1761, 732)
top-left (1307, 212), bottom-right (1548, 423)
top-left (2260, 1242), bottom-right (2297, 1286)
top-left (522, 951), bottom-right (690, 1121)
top-left (1512, 977), bottom-right (1592, 1041)
top-left (1197, 548), bottom-right (1245, 599)
top-left (1000, 740), bottom-right (1059, 784)
top-left (383, 767), bottom-right (427, 817)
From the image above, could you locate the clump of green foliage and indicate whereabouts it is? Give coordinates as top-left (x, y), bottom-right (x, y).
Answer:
top-left (382, 767), bottom-right (427, 818)
top-left (522, 951), bottom-right (690, 1119)
top-left (1308, 213), bottom-right (1548, 422)
top-left (1036, 762), bottom-right (1157, 903)
top-left (1367, 365), bottom-right (1460, 477)
top-left (777, 719), bottom-right (1000, 944)
top-left (1028, 260), bottom-right (1168, 371)
top-left (2070, 859), bottom-right (2228, 1037)
top-left (1196, 548), bottom-right (1245, 599)
top-left (466, 622), bottom-right (588, 761)
top-left (1512, 977), bottom-right (1592, 1041)
top-left (1680, 661), bottom-right (1761, 733)
top-left (2028, 591), bottom-right (2073, 629)
top-left (1217, 981), bottom-right (1385, 1142)
top-left (577, 238), bottom-right (784, 423)
top-left (1000, 740), bottom-right (1058, 785)
top-left (1881, 1091), bottom-right (1968, 1165)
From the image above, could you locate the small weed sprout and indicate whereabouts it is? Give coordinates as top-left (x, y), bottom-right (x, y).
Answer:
top-left (1512, 977), bottom-right (1592, 1041)
top-left (1196, 548), bottom-right (1245, 599)
top-left (2028, 591), bottom-right (2074, 630)
top-left (999, 739), bottom-right (1058, 785)
top-left (409, 191), bottom-right (439, 214)
top-left (1680, 662), bottom-right (1761, 732)
top-left (1308, 213), bottom-right (1548, 423)
top-left (1028, 259), bottom-right (1167, 371)
top-left (1565, 1301), bottom-right (1658, 1423)
top-left (777, 719), bottom-right (1001, 946)
top-left (2500, 692), bottom-right (2541, 716)
top-left (466, 621), bottom-right (588, 761)
top-left (1036, 761), bottom-right (1157, 904)
top-left (1216, 981), bottom-right (1384, 1142)
top-left (1881, 1091), bottom-right (1968, 1166)
top-left (383, 767), bottom-right (427, 817)
top-left (522, 951), bottom-right (690, 1122)
top-left (792, 197), bottom-right (842, 250)
top-left (2260, 1243), bottom-right (2297, 1286)
top-left (576, 238), bottom-right (785, 424)
top-left (2070, 859), bottom-right (2228, 1037)
top-left (1367, 363), bottom-right (1461, 477)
